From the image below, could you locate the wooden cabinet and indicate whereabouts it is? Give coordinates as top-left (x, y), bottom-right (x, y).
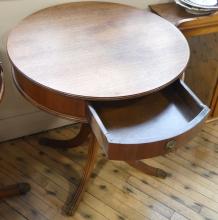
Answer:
top-left (150, 2), bottom-right (218, 119)
top-left (185, 34), bottom-right (218, 112)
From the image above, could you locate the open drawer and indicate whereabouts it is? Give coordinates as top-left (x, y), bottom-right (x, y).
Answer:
top-left (87, 80), bottom-right (209, 161)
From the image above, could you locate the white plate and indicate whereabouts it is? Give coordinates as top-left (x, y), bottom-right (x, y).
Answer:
top-left (185, 8), bottom-right (213, 14)
top-left (175, 0), bottom-right (213, 11)
top-left (189, 0), bottom-right (217, 6)
top-left (181, 0), bottom-right (218, 9)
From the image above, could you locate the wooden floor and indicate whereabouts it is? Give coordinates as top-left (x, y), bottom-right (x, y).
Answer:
top-left (0, 121), bottom-right (218, 220)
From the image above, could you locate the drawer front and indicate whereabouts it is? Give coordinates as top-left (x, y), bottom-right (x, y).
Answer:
top-left (103, 117), bottom-right (206, 160)
top-left (88, 80), bottom-right (210, 161)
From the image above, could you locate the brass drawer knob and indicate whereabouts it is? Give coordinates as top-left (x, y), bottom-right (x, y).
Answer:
top-left (166, 140), bottom-right (176, 151)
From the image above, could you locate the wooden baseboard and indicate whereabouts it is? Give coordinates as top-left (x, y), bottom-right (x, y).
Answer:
top-left (0, 110), bottom-right (73, 142)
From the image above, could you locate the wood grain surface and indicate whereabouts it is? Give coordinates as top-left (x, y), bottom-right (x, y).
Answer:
top-left (150, 2), bottom-right (218, 119)
top-left (150, 2), bottom-right (218, 37)
top-left (213, 84), bottom-right (218, 116)
top-left (0, 122), bottom-right (218, 220)
top-left (88, 80), bottom-right (209, 160)
top-left (150, 2), bottom-right (197, 26)
top-left (7, 2), bottom-right (189, 100)
top-left (185, 34), bottom-right (218, 107)
top-left (13, 68), bottom-right (87, 122)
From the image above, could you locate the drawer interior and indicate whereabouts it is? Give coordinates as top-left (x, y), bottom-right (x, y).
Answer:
top-left (88, 80), bottom-right (209, 144)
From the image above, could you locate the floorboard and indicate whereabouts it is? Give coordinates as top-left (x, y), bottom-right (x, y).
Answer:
top-left (0, 121), bottom-right (217, 220)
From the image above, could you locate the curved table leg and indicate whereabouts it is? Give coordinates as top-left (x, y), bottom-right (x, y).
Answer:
top-left (39, 123), bottom-right (91, 149)
top-left (127, 160), bottom-right (168, 179)
top-left (0, 183), bottom-right (31, 200)
top-left (63, 133), bottom-right (98, 216)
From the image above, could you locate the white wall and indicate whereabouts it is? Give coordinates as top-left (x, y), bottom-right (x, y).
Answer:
top-left (0, 0), bottom-right (170, 141)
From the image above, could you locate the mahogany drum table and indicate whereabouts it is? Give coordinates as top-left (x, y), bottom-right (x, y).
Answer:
top-left (7, 2), bottom-right (210, 216)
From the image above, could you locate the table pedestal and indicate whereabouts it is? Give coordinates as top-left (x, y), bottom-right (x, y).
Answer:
top-left (39, 123), bottom-right (168, 216)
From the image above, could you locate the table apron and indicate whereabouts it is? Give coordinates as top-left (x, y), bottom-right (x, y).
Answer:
top-left (12, 67), bottom-right (88, 123)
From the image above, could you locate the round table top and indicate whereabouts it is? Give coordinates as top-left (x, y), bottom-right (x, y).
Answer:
top-left (7, 2), bottom-right (190, 101)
